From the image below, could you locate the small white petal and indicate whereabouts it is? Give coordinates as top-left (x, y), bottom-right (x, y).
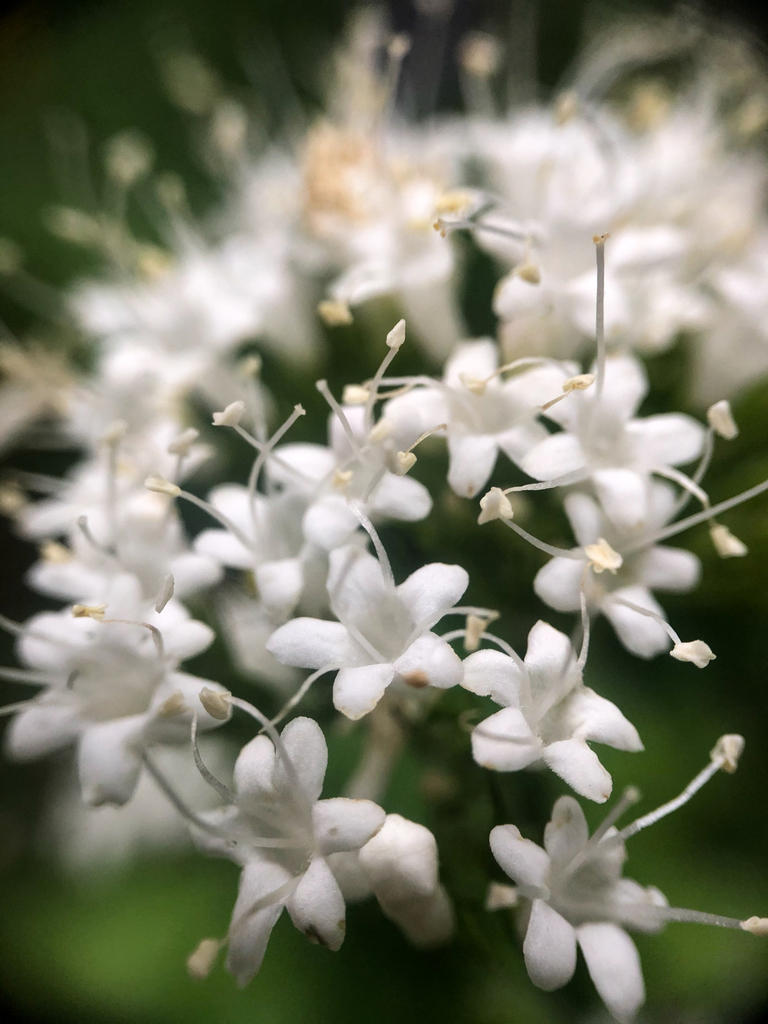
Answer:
top-left (313, 797), bottom-right (386, 855)
top-left (543, 795), bottom-right (589, 867)
top-left (254, 558), bottom-right (304, 620)
top-left (359, 813), bottom-right (438, 900)
top-left (543, 738), bottom-right (612, 803)
top-left (77, 715), bottom-right (146, 807)
top-left (447, 433), bottom-right (499, 498)
top-left (225, 859), bottom-right (292, 985)
top-left (393, 634), bottom-right (463, 690)
top-left (396, 562), bottom-right (469, 628)
top-left (561, 687), bottom-right (643, 752)
top-left (627, 413), bottom-right (705, 467)
top-left (5, 700), bottom-right (81, 760)
top-left (461, 649), bottom-right (522, 706)
top-left (472, 707), bottom-right (541, 771)
top-left (489, 824), bottom-right (550, 896)
top-left (266, 618), bottom-right (355, 669)
top-left (577, 923), bottom-right (645, 1023)
top-left (522, 433), bottom-right (587, 481)
top-left (524, 899), bottom-right (577, 991)
top-left (533, 557), bottom-right (583, 613)
top-left (333, 663), bottom-right (395, 720)
top-left (602, 587), bottom-right (670, 659)
top-left (278, 717), bottom-right (329, 804)
top-left (592, 469), bottom-right (647, 533)
top-left (286, 856), bottom-right (346, 950)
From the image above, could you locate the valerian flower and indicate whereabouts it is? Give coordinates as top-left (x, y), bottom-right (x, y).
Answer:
top-left (266, 544), bottom-right (467, 720)
top-left (490, 735), bottom-right (767, 1022)
top-left (189, 715), bottom-right (385, 984)
top-left (3, 572), bottom-right (228, 806)
top-left (463, 620), bottom-right (641, 802)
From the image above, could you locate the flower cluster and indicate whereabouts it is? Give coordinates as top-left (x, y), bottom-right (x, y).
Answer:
top-left (1, 8), bottom-right (768, 1021)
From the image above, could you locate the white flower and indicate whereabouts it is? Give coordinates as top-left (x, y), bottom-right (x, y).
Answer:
top-left (521, 353), bottom-right (705, 532)
top-left (463, 621), bottom-right (642, 802)
top-left (386, 339), bottom-right (573, 498)
top-left (190, 717), bottom-right (385, 984)
top-left (490, 796), bottom-right (663, 1022)
top-left (490, 733), bottom-right (761, 1022)
top-left (534, 485), bottom-right (700, 658)
top-left (266, 545), bottom-right (468, 720)
top-left (4, 573), bottom-right (228, 806)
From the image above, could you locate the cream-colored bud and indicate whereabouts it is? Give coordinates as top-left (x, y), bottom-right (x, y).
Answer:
top-left (156, 691), bottom-right (188, 718)
top-left (707, 400), bottom-right (738, 440)
top-left (388, 33), bottom-right (411, 60)
top-left (485, 882), bottom-right (518, 911)
top-left (101, 420), bottom-right (128, 446)
top-left (395, 451), bottom-right (417, 474)
top-left (434, 190), bottom-right (473, 216)
top-left (741, 916), bottom-right (768, 936)
top-left (168, 428), bottom-right (200, 457)
top-left (670, 639), bottom-right (716, 668)
top-left (709, 523), bottom-right (748, 558)
top-left (40, 540), bottom-right (72, 564)
top-left (459, 372), bottom-right (487, 396)
top-left (239, 354), bottom-right (262, 379)
top-left (515, 261), bottom-right (541, 285)
top-left (459, 32), bottom-right (502, 77)
top-left (199, 687), bottom-right (232, 721)
top-left (187, 938), bottom-right (222, 979)
top-left (0, 482), bottom-right (27, 515)
top-left (368, 417), bottom-right (393, 444)
top-left (72, 604), bottom-right (106, 620)
top-left (332, 469), bottom-right (354, 490)
top-left (105, 130), bottom-right (153, 185)
top-left (212, 401), bottom-right (244, 427)
top-left (585, 538), bottom-right (623, 574)
top-left (342, 384), bottom-right (370, 405)
top-left (711, 733), bottom-right (745, 773)
top-left (145, 476), bottom-right (181, 497)
top-left (386, 319), bottom-right (406, 350)
top-left (563, 374), bottom-right (595, 393)
top-left (477, 487), bottom-right (514, 525)
top-left (155, 572), bottom-right (175, 613)
top-left (318, 299), bottom-right (353, 326)
top-left (464, 612), bottom-right (498, 652)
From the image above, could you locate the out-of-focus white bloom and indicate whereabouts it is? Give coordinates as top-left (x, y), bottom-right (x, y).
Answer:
top-left (3, 573), bottom-right (228, 806)
top-left (386, 339), bottom-right (573, 498)
top-left (0, 342), bottom-right (75, 453)
top-left (267, 544), bottom-right (467, 720)
top-left (534, 486), bottom-right (701, 658)
top-left (190, 716), bottom-right (385, 984)
top-left (463, 621), bottom-right (641, 802)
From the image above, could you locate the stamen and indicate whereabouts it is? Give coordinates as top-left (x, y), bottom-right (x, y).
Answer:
top-left (502, 469), bottom-right (588, 495)
top-left (142, 752), bottom-right (231, 838)
top-left (585, 538), bottom-right (623, 573)
top-left (593, 233), bottom-right (609, 403)
top-left (623, 477), bottom-right (768, 553)
top-left (0, 667), bottom-right (57, 685)
top-left (392, 423), bottom-right (447, 474)
top-left (212, 401), bottom-right (245, 427)
top-left (246, 404), bottom-right (306, 536)
top-left (485, 882), bottom-right (518, 911)
top-left (100, 617), bottom-right (165, 659)
top-left (316, 380), bottom-right (364, 460)
top-left (709, 523), bottom-right (748, 558)
top-left (0, 697), bottom-right (40, 717)
top-left (72, 604), bottom-right (106, 620)
top-left (500, 516), bottom-right (585, 560)
top-left (577, 567), bottom-right (591, 671)
top-left (155, 572), bottom-right (175, 613)
top-left (77, 515), bottom-right (117, 558)
top-left (540, 374), bottom-right (595, 412)
top-left (187, 937), bottom-right (223, 980)
top-left (459, 356), bottom-right (551, 396)
top-left (191, 715), bottom-right (234, 803)
top-left (564, 787), bottom-right (641, 875)
top-left (146, 479), bottom-right (254, 553)
top-left (318, 299), bottom-right (353, 326)
top-left (618, 735), bottom-right (744, 840)
top-left (707, 400), bottom-right (739, 440)
top-left (478, 487), bottom-right (515, 525)
top-left (346, 501), bottom-right (394, 587)
top-left (363, 319), bottom-right (406, 433)
top-left (269, 664), bottom-right (338, 728)
top-left (653, 464), bottom-right (710, 509)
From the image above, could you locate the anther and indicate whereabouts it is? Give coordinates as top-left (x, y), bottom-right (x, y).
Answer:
top-left (386, 319), bottom-right (406, 350)
top-left (40, 540), bottom-right (71, 563)
top-left (333, 469), bottom-right (354, 490)
top-left (478, 487), bottom-right (514, 525)
top-left (168, 428), bottom-right (199, 457)
top-left (485, 882), bottom-right (518, 911)
top-left (318, 299), bottom-right (353, 326)
top-left (100, 420), bottom-right (128, 446)
top-left (239, 354), bottom-right (262, 379)
top-left (343, 384), bottom-right (370, 405)
top-left (72, 604), bottom-right (106, 620)
top-left (515, 261), bottom-right (541, 284)
top-left (187, 937), bottom-right (223, 980)
top-left (585, 538), bottom-right (623, 574)
top-left (212, 401), bottom-right (245, 427)
top-left (200, 687), bottom-right (232, 721)
top-left (741, 917), bottom-right (768, 936)
top-left (711, 734), bottom-right (745, 773)
top-left (670, 640), bottom-right (716, 669)
top-left (156, 691), bottom-right (188, 718)
top-left (709, 523), bottom-right (748, 558)
top-left (145, 476), bottom-right (181, 497)
top-left (464, 611), bottom-right (499, 652)
top-left (707, 400), bottom-right (739, 440)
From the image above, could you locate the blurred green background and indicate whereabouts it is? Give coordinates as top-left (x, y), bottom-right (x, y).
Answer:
top-left (1, 1), bottom-right (768, 1022)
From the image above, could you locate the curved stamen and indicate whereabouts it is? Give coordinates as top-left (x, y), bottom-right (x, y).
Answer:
top-left (269, 664), bottom-right (338, 728)
top-left (191, 715), bottom-right (234, 804)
